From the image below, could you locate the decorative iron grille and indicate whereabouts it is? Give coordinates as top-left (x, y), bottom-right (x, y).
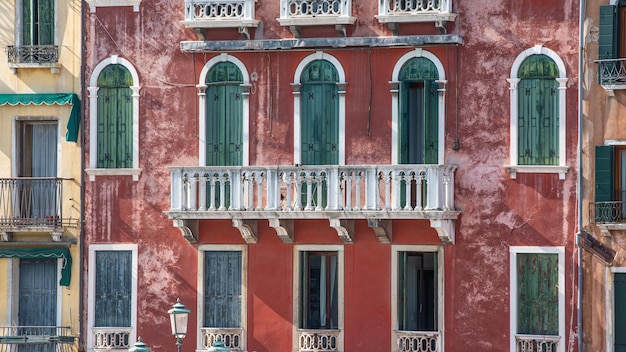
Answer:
top-left (597, 59), bottom-right (626, 86)
top-left (0, 178), bottom-right (63, 227)
top-left (590, 201), bottom-right (626, 223)
top-left (0, 326), bottom-right (75, 352)
top-left (6, 45), bottom-right (59, 65)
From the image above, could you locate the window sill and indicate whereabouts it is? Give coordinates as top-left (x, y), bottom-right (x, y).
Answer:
top-left (85, 0), bottom-right (140, 12)
top-left (9, 63), bottom-right (60, 74)
top-left (376, 13), bottom-right (457, 24)
top-left (505, 165), bottom-right (569, 180)
top-left (277, 16), bottom-right (356, 27)
top-left (182, 19), bottom-right (260, 29)
top-left (85, 168), bottom-right (142, 181)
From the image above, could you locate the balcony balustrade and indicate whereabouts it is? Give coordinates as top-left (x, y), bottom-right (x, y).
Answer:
top-left (92, 327), bottom-right (132, 352)
top-left (0, 326), bottom-right (75, 352)
top-left (278, 0), bottom-right (355, 36)
top-left (596, 59), bottom-right (626, 92)
top-left (182, 0), bottom-right (259, 38)
top-left (6, 45), bottom-right (60, 73)
top-left (514, 334), bottom-right (559, 352)
top-left (0, 178), bottom-right (76, 241)
top-left (167, 164), bottom-right (459, 243)
top-left (298, 329), bottom-right (339, 352)
top-left (376, 0), bottom-right (456, 34)
top-left (395, 331), bottom-right (440, 352)
top-left (200, 328), bottom-right (243, 351)
top-left (590, 201), bottom-right (626, 224)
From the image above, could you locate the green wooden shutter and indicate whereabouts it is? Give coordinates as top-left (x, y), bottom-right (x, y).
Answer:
top-left (38, 0), bottom-right (54, 45)
top-left (301, 83), bottom-right (339, 165)
top-left (540, 79), bottom-right (559, 165)
top-left (23, 0), bottom-right (33, 45)
top-left (615, 273), bottom-right (626, 351)
top-left (518, 79), bottom-right (558, 166)
top-left (204, 251), bottom-right (242, 328)
top-left (19, 258), bottom-right (57, 327)
top-left (399, 81), bottom-right (411, 164)
top-left (398, 252), bottom-right (408, 330)
top-left (599, 5), bottom-right (618, 60)
top-left (95, 251), bottom-right (132, 327)
top-left (206, 85), bottom-right (224, 166)
top-left (596, 145), bottom-right (615, 202)
top-left (424, 80), bottom-right (439, 164)
top-left (517, 253), bottom-right (559, 336)
top-left (225, 85), bottom-right (243, 166)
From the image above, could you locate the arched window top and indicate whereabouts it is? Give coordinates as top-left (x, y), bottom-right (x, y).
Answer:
top-left (399, 57), bottom-right (439, 81)
top-left (206, 62), bottom-right (243, 84)
top-left (518, 55), bottom-right (559, 79)
top-left (98, 64), bottom-right (133, 87)
top-left (301, 60), bottom-right (339, 83)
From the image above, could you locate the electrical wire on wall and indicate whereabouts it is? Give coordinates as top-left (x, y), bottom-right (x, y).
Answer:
top-left (452, 44), bottom-right (460, 150)
top-left (268, 52), bottom-right (274, 138)
top-left (192, 52), bottom-right (198, 138)
top-left (367, 48), bottom-right (372, 137)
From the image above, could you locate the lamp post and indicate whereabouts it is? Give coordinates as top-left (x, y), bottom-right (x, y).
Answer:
top-left (168, 299), bottom-right (191, 352)
top-left (129, 338), bottom-right (151, 352)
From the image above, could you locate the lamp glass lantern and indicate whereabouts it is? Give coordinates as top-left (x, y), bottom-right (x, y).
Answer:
top-left (168, 299), bottom-right (191, 339)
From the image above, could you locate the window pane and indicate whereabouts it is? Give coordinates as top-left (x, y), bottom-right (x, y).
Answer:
top-left (300, 251), bottom-right (338, 329)
top-left (516, 253), bottom-right (558, 335)
top-left (204, 251), bottom-right (242, 328)
top-left (95, 251), bottom-right (132, 327)
top-left (398, 252), bottom-right (437, 331)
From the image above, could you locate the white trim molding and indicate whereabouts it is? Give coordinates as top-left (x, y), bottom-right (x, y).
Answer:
top-left (86, 55), bottom-right (141, 181)
top-left (197, 53), bottom-right (251, 167)
top-left (292, 51), bottom-right (347, 165)
top-left (87, 244), bottom-right (138, 351)
top-left (506, 45), bottom-right (569, 179)
top-left (390, 48), bottom-right (447, 165)
top-left (509, 246), bottom-right (565, 352)
top-left (85, 0), bottom-right (141, 12)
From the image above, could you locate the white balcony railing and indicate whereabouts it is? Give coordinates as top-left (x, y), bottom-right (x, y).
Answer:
top-left (169, 164), bottom-right (456, 215)
top-left (200, 328), bottom-right (243, 351)
top-left (92, 327), bottom-right (132, 351)
top-left (395, 331), bottom-right (440, 352)
top-left (182, 0), bottom-right (259, 28)
top-left (278, 0), bottom-right (355, 32)
top-left (379, 0), bottom-right (452, 17)
top-left (298, 329), bottom-right (339, 352)
top-left (515, 334), bottom-right (559, 352)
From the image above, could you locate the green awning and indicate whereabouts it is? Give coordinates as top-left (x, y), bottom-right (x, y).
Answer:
top-left (0, 248), bottom-right (72, 286)
top-left (0, 93), bottom-right (81, 142)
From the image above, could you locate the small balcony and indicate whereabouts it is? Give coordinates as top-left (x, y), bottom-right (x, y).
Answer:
top-left (395, 331), bottom-right (440, 352)
top-left (298, 329), bottom-right (339, 352)
top-left (5, 45), bottom-right (60, 74)
top-left (200, 328), bottom-right (243, 351)
top-left (92, 327), bottom-right (132, 352)
top-left (376, 0), bottom-right (457, 34)
top-left (0, 178), bottom-right (76, 242)
top-left (0, 326), bottom-right (75, 352)
top-left (277, 0), bottom-right (356, 37)
top-left (514, 334), bottom-right (559, 352)
top-left (596, 58), bottom-right (626, 93)
top-left (589, 201), bottom-right (626, 235)
top-left (182, 0), bottom-right (260, 39)
top-left (167, 164), bottom-right (459, 244)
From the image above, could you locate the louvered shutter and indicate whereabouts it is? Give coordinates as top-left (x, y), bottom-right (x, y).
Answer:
top-left (615, 273), bottom-right (626, 351)
top-left (95, 251), bottom-right (132, 327)
top-left (38, 0), bottom-right (54, 45)
top-left (599, 5), bottom-right (618, 60)
top-left (596, 145), bottom-right (615, 202)
top-left (424, 80), bottom-right (439, 164)
top-left (517, 253), bottom-right (558, 335)
top-left (399, 81), bottom-right (411, 164)
top-left (204, 251), bottom-right (242, 328)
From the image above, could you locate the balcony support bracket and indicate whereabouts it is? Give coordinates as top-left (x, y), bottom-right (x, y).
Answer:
top-left (233, 219), bottom-right (258, 244)
top-left (289, 25), bottom-right (301, 38)
top-left (173, 219), bottom-right (198, 243)
top-left (194, 28), bottom-right (206, 41)
top-left (368, 219), bottom-right (391, 244)
top-left (330, 219), bottom-right (353, 244)
top-left (0, 231), bottom-right (11, 242)
top-left (269, 218), bottom-right (293, 244)
top-left (335, 24), bottom-right (347, 37)
top-left (51, 231), bottom-right (62, 242)
top-left (387, 23), bottom-right (399, 36)
top-left (238, 26), bottom-right (251, 40)
top-left (430, 219), bottom-right (455, 244)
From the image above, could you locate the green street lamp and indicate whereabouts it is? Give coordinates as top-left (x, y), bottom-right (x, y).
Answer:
top-left (207, 337), bottom-right (229, 352)
top-left (168, 299), bottom-right (191, 352)
top-left (129, 338), bottom-right (151, 352)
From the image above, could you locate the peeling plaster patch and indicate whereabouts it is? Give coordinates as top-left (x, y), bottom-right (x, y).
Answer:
top-left (140, 245), bottom-right (181, 321)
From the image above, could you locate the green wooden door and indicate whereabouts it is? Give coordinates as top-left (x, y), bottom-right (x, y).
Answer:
top-left (95, 251), bottom-right (132, 328)
top-left (615, 273), bottom-right (626, 351)
top-left (204, 251), bottom-right (242, 328)
top-left (206, 84), bottom-right (243, 166)
top-left (517, 253), bottom-right (558, 336)
top-left (399, 80), bottom-right (438, 165)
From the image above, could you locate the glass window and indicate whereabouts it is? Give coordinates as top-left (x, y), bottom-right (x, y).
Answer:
top-left (300, 251), bottom-right (338, 329)
top-left (397, 251), bottom-right (437, 331)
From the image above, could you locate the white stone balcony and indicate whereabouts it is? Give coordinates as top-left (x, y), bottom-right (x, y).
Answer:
top-left (376, 0), bottom-right (457, 34)
top-left (277, 0), bottom-right (356, 37)
top-left (182, 0), bottom-right (260, 39)
top-left (199, 328), bottom-right (243, 351)
top-left (515, 334), bottom-right (559, 352)
top-left (92, 327), bottom-right (132, 352)
top-left (298, 329), bottom-right (339, 352)
top-left (167, 164), bottom-right (459, 244)
top-left (395, 331), bottom-right (440, 352)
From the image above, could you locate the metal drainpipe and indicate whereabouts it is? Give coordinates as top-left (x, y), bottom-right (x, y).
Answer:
top-left (78, 0), bottom-right (87, 349)
top-left (577, 0), bottom-right (586, 350)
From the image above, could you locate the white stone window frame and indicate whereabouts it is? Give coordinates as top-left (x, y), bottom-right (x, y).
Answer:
top-left (390, 48), bottom-right (447, 165)
top-left (197, 245), bottom-right (248, 351)
top-left (506, 45), bottom-right (569, 180)
top-left (606, 266), bottom-right (626, 352)
top-left (292, 244), bottom-right (344, 352)
top-left (87, 244), bottom-right (138, 352)
top-left (292, 51), bottom-right (347, 165)
top-left (509, 246), bottom-right (565, 352)
top-left (390, 245), bottom-right (445, 352)
top-left (197, 53), bottom-right (251, 167)
top-left (85, 55), bottom-right (141, 181)
top-left (5, 257), bottom-right (64, 327)
top-left (85, 0), bottom-right (140, 13)
top-left (11, 116), bottom-right (62, 178)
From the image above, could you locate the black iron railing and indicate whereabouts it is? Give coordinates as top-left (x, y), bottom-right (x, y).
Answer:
top-left (0, 326), bottom-right (75, 352)
top-left (0, 178), bottom-right (63, 227)
top-left (596, 59), bottom-right (626, 87)
top-left (6, 45), bottom-right (59, 64)
top-left (590, 201), bottom-right (626, 223)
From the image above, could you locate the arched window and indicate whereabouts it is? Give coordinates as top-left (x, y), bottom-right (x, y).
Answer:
top-left (507, 45), bottom-right (568, 179)
top-left (398, 57), bottom-right (439, 164)
top-left (198, 54), bottom-right (250, 166)
top-left (97, 64), bottom-right (133, 168)
top-left (300, 59), bottom-right (339, 165)
top-left (391, 49), bottom-right (446, 165)
top-left (205, 62), bottom-right (244, 166)
top-left (86, 55), bottom-right (140, 181)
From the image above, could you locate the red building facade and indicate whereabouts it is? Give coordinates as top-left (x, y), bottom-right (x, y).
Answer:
top-left (82, 1), bottom-right (580, 351)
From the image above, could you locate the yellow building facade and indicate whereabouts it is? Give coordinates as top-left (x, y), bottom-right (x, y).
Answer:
top-left (0, 1), bottom-right (81, 352)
